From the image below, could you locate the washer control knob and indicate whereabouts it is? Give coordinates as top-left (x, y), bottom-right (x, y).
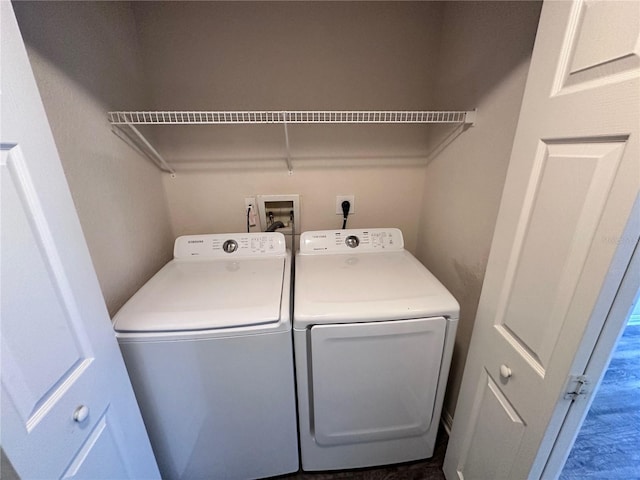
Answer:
top-left (345, 235), bottom-right (360, 248)
top-left (500, 364), bottom-right (512, 379)
top-left (223, 240), bottom-right (238, 253)
top-left (73, 405), bottom-right (89, 423)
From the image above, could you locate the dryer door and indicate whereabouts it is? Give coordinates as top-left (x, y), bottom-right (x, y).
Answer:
top-left (310, 317), bottom-right (446, 446)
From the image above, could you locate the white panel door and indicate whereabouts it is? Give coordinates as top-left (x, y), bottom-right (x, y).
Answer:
top-left (310, 317), bottom-right (446, 446)
top-left (444, 1), bottom-right (639, 479)
top-left (0, 3), bottom-right (160, 478)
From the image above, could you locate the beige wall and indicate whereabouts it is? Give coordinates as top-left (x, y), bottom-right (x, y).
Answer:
top-left (133, 1), bottom-right (444, 249)
top-left (162, 163), bottom-right (426, 253)
top-left (13, 2), bottom-right (174, 316)
top-left (133, 2), bottom-right (442, 111)
top-left (415, 1), bottom-right (542, 419)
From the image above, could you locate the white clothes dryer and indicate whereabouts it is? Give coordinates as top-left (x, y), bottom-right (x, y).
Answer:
top-left (113, 233), bottom-right (298, 480)
top-left (293, 228), bottom-right (459, 471)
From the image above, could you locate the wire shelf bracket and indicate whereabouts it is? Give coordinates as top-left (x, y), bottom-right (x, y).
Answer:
top-left (108, 109), bottom-right (477, 174)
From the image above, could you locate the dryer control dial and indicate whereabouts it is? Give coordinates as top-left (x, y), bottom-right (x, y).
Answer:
top-left (345, 235), bottom-right (360, 248)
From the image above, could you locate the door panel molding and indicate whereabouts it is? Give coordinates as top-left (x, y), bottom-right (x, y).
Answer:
top-left (456, 369), bottom-right (525, 480)
top-left (553, 0), bottom-right (640, 95)
top-left (2, 145), bottom-right (96, 430)
top-left (492, 140), bottom-right (625, 377)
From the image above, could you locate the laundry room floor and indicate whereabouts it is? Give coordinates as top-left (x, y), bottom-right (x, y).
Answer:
top-left (278, 429), bottom-right (448, 480)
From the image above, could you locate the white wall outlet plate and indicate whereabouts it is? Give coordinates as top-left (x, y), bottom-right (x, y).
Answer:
top-left (336, 195), bottom-right (355, 215)
top-left (244, 197), bottom-right (256, 210)
top-left (244, 197), bottom-right (257, 226)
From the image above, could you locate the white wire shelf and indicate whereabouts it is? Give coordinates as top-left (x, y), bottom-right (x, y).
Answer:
top-left (108, 110), bottom-right (476, 125)
top-left (108, 110), bottom-right (477, 174)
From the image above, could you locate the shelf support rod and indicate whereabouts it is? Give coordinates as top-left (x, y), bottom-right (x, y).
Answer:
top-left (282, 112), bottom-right (293, 174)
top-left (125, 121), bottom-right (176, 175)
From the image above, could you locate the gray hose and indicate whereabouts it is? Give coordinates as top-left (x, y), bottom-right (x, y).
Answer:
top-left (266, 221), bottom-right (285, 232)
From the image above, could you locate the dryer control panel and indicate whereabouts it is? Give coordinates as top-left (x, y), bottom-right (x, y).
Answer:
top-left (300, 228), bottom-right (404, 254)
top-left (174, 233), bottom-right (287, 258)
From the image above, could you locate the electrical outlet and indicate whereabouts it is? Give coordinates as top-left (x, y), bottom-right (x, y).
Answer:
top-left (245, 197), bottom-right (257, 227)
top-left (336, 195), bottom-right (355, 215)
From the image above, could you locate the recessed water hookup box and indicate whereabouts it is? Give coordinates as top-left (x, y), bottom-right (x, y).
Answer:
top-left (256, 194), bottom-right (300, 236)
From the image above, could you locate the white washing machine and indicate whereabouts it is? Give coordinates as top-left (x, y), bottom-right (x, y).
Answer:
top-left (293, 228), bottom-right (459, 471)
top-left (113, 233), bottom-right (299, 480)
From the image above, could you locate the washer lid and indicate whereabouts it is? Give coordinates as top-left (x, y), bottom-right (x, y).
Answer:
top-left (293, 250), bottom-right (459, 328)
top-left (113, 256), bottom-right (286, 333)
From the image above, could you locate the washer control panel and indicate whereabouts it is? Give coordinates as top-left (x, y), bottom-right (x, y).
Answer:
top-left (300, 228), bottom-right (404, 253)
top-left (174, 233), bottom-right (286, 258)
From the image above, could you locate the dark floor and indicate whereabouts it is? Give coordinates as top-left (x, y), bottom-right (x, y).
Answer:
top-left (560, 322), bottom-right (640, 479)
top-left (277, 429), bottom-right (447, 480)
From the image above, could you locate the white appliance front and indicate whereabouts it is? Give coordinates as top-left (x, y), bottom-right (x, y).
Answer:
top-left (311, 318), bottom-right (446, 446)
top-left (119, 329), bottom-right (297, 480)
top-left (114, 233), bottom-right (299, 480)
top-left (293, 229), bottom-right (458, 471)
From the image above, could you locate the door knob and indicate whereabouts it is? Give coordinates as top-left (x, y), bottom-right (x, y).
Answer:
top-left (500, 364), bottom-right (512, 379)
top-left (73, 405), bottom-right (90, 423)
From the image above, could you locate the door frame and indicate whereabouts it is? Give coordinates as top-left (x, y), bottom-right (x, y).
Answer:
top-left (535, 197), bottom-right (640, 478)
